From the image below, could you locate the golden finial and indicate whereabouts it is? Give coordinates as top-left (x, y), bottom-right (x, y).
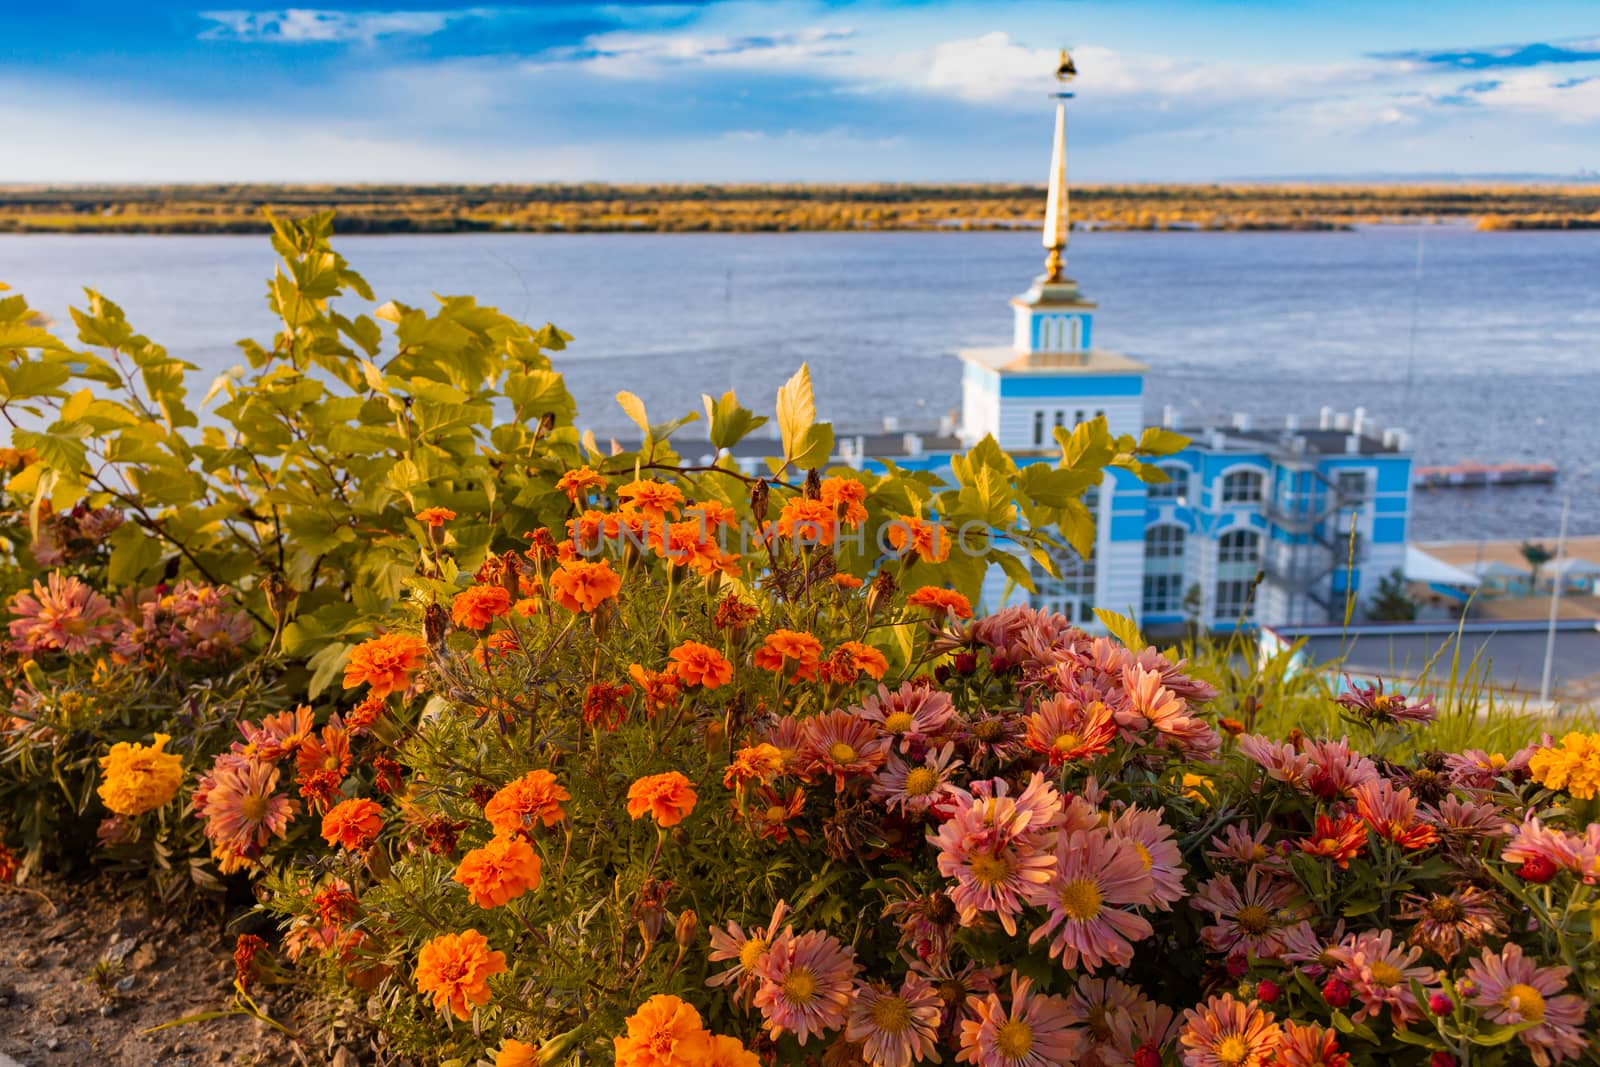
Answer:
top-left (1056, 48), bottom-right (1076, 81)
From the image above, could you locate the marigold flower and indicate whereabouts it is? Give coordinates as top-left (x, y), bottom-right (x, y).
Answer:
top-left (628, 664), bottom-right (683, 714)
top-left (724, 743), bottom-right (785, 790)
top-left (485, 769), bottom-right (570, 836)
top-left (416, 506), bottom-right (456, 527)
top-left (415, 929), bottom-right (506, 1021)
top-left (583, 681), bottom-right (632, 731)
top-left (668, 640), bottom-right (733, 689)
top-left (626, 771), bottom-right (698, 827)
top-left (819, 477), bottom-right (869, 526)
top-left (97, 733), bottom-right (184, 816)
top-left (451, 584), bottom-right (512, 631)
top-left (613, 993), bottom-right (705, 1067)
top-left (321, 797), bottom-right (383, 851)
top-left (681, 1033), bottom-right (759, 1067)
top-left (753, 629), bottom-right (824, 683)
top-left (617, 479), bottom-right (685, 518)
top-left (906, 585), bottom-right (973, 619)
top-left (1528, 731), bottom-right (1600, 800)
top-left (0, 842), bottom-right (17, 885)
top-left (832, 573), bottom-right (865, 591)
top-left (886, 516), bottom-right (951, 564)
top-left (823, 641), bottom-right (890, 684)
top-left (232, 933), bottom-right (269, 991)
top-left (776, 497), bottom-right (840, 547)
top-left (549, 559), bottom-right (622, 613)
top-left (343, 632), bottom-right (428, 699)
top-left (556, 467), bottom-right (608, 505)
top-left (494, 1039), bottom-right (541, 1067)
top-left (455, 834), bottom-right (544, 908)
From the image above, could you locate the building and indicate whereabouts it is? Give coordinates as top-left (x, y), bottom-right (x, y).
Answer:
top-left (860, 56), bottom-right (1415, 631)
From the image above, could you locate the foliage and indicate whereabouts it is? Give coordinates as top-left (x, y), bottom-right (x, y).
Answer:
top-left (1520, 542), bottom-right (1556, 585)
top-left (1368, 568), bottom-right (1419, 622)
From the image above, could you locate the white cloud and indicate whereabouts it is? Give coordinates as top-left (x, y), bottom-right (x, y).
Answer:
top-left (1469, 72), bottom-right (1600, 123)
top-left (198, 8), bottom-right (475, 45)
top-left (529, 26), bottom-right (859, 80)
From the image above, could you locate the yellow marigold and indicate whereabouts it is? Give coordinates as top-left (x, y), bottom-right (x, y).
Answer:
top-left (416, 507), bottom-right (456, 528)
top-left (549, 559), bottom-right (622, 613)
top-left (484, 769), bottom-right (570, 836)
top-left (613, 994), bottom-right (705, 1067)
top-left (451, 584), bottom-right (512, 631)
top-left (556, 467), bottom-right (608, 505)
top-left (454, 834), bottom-right (544, 908)
top-left (906, 586), bottom-right (973, 620)
top-left (685, 1033), bottom-right (760, 1067)
top-left (343, 632), bottom-right (429, 699)
top-left (415, 928), bottom-right (506, 1021)
top-left (97, 733), bottom-right (183, 816)
top-left (1182, 773), bottom-right (1214, 806)
top-left (495, 1039), bottom-right (542, 1067)
top-left (626, 771), bottom-right (698, 827)
top-left (1529, 731), bottom-right (1600, 800)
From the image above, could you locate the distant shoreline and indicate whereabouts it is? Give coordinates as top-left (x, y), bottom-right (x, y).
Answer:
top-left (1, 182), bottom-right (1596, 235)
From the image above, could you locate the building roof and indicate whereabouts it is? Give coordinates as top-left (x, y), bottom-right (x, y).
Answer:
top-left (1404, 546), bottom-right (1480, 588)
top-left (1545, 557), bottom-right (1600, 577)
top-left (959, 345), bottom-right (1148, 375)
top-left (1213, 426), bottom-right (1402, 456)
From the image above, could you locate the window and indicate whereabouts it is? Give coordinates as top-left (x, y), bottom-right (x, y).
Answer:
top-left (1335, 470), bottom-right (1369, 503)
top-left (1218, 529), bottom-right (1261, 566)
top-left (1143, 525), bottom-right (1186, 615)
top-left (1148, 463), bottom-right (1190, 501)
top-left (1054, 410), bottom-right (1065, 431)
top-left (1214, 578), bottom-right (1256, 620)
top-left (1030, 547), bottom-right (1096, 624)
top-left (1221, 470), bottom-right (1264, 504)
top-left (1033, 410), bottom-right (1044, 446)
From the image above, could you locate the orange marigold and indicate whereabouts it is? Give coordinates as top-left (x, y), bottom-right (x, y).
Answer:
top-left (752, 629), bottom-right (824, 683)
top-left (495, 1039), bottom-right (542, 1067)
top-left (626, 771), bottom-right (698, 827)
top-left (415, 929), bottom-right (507, 1021)
top-left (321, 797), bottom-right (383, 851)
top-left (723, 743), bottom-right (785, 790)
top-left (451, 585), bottom-right (512, 631)
top-left (454, 834), bottom-right (544, 908)
top-left (484, 770), bottom-right (570, 836)
top-left (549, 559), bottom-right (622, 613)
top-left (416, 507), bottom-right (456, 528)
top-left (832, 573), bottom-right (865, 591)
top-left (827, 640), bottom-right (890, 682)
top-left (556, 467), bottom-right (608, 505)
top-left (613, 994), bottom-right (705, 1067)
top-left (617, 479), bottom-right (684, 518)
top-left (629, 664), bottom-right (683, 715)
top-left (886, 516), bottom-right (951, 564)
top-left (906, 586), bottom-right (973, 620)
top-left (668, 640), bottom-right (733, 689)
top-left (819, 476), bottom-right (869, 526)
top-left (775, 497), bottom-right (839, 547)
top-left (343, 633), bottom-right (428, 699)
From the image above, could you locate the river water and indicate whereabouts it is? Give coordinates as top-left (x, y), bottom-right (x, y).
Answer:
top-left (3, 226), bottom-right (1598, 540)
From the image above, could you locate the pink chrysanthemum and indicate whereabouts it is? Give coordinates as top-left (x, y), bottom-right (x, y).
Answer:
top-left (1274, 1021), bottom-right (1348, 1067)
top-left (752, 928), bottom-right (859, 1045)
top-left (1278, 919), bottom-right (1345, 979)
top-left (1122, 664), bottom-right (1219, 757)
top-left (854, 682), bottom-right (956, 755)
top-left (1501, 814), bottom-right (1581, 876)
top-left (1301, 737), bottom-right (1379, 801)
top-left (1236, 734), bottom-right (1311, 787)
top-left (800, 709), bottom-right (890, 788)
top-left (1463, 943), bottom-right (1588, 1067)
top-left (1424, 793), bottom-right (1504, 837)
top-left (871, 743), bottom-right (965, 816)
top-left (195, 755), bottom-right (294, 856)
top-left (1062, 974), bottom-right (1146, 1050)
top-left (844, 973), bottom-right (943, 1067)
top-left (1192, 868), bottom-right (1302, 959)
top-left (930, 775), bottom-right (1063, 936)
top-left (1178, 994), bottom-right (1281, 1067)
top-left (1106, 805), bottom-right (1187, 910)
top-left (1353, 777), bottom-right (1438, 850)
top-left (957, 974), bottom-right (1084, 1067)
top-left (8, 571), bottom-right (115, 655)
top-left (1025, 693), bottom-right (1118, 766)
top-left (707, 901), bottom-right (791, 1001)
top-left (1028, 829), bottom-right (1154, 970)
top-left (1326, 929), bottom-right (1432, 1025)
top-left (1205, 822), bottom-right (1279, 870)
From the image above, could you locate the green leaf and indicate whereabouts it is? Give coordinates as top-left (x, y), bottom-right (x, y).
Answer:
top-left (106, 522), bottom-right (164, 586)
top-left (1136, 426), bottom-right (1190, 455)
top-left (1093, 608), bottom-right (1146, 651)
top-left (306, 641), bottom-right (352, 700)
top-left (616, 391), bottom-right (650, 438)
top-left (775, 364), bottom-right (832, 470)
top-left (702, 390), bottom-right (768, 450)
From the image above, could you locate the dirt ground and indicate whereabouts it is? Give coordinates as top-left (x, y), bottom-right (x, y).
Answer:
top-left (0, 875), bottom-right (305, 1067)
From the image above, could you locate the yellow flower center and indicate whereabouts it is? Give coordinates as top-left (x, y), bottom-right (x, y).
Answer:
top-left (973, 720), bottom-right (1002, 741)
top-left (904, 768), bottom-right (939, 797)
top-left (241, 795), bottom-right (270, 822)
top-left (1058, 878), bottom-right (1103, 920)
top-left (738, 937), bottom-right (768, 971)
top-left (1426, 897), bottom-right (1464, 923)
top-left (870, 995), bottom-right (912, 1033)
top-left (1503, 983), bottom-right (1546, 1022)
top-left (1488, 753), bottom-right (1508, 769)
top-left (995, 1019), bottom-right (1033, 1058)
top-left (828, 742), bottom-right (858, 764)
top-left (1134, 842), bottom-right (1153, 870)
top-left (1215, 1035), bottom-right (1249, 1067)
top-left (1052, 732), bottom-right (1082, 755)
top-left (969, 851), bottom-right (1010, 887)
top-left (1235, 905), bottom-right (1271, 936)
top-left (883, 712), bottom-right (915, 734)
top-left (1369, 961), bottom-right (1402, 987)
top-left (782, 968), bottom-right (817, 1006)
top-left (764, 805), bottom-right (789, 824)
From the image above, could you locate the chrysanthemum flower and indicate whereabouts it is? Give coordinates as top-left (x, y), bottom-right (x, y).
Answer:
top-left (668, 640), bottom-right (733, 689)
top-left (1423, 794), bottom-right (1503, 837)
top-left (1205, 822), bottom-right (1278, 869)
top-left (845, 974), bottom-right (943, 1067)
top-left (295, 721), bottom-right (352, 783)
top-left (1463, 943), bottom-right (1588, 1066)
top-left (1025, 693), bottom-right (1117, 766)
top-left (1297, 813), bottom-right (1368, 869)
top-left (196, 755), bottom-right (293, 854)
top-left (819, 476), bottom-right (869, 526)
top-left (451, 584), bottom-right (512, 631)
top-left (1336, 678), bottom-right (1437, 726)
top-left (707, 901), bottom-right (791, 997)
top-left (1236, 734), bottom-right (1311, 787)
top-left (1273, 1021), bottom-right (1347, 1067)
top-left (800, 709), bottom-right (890, 787)
top-left (555, 467), bottom-right (607, 505)
top-left (748, 786), bottom-right (806, 844)
top-left (1501, 814), bottom-right (1581, 880)
top-left (754, 629), bottom-right (824, 683)
top-left (455, 834), bottom-right (543, 908)
top-left (907, 586), bottom-right (973, 620)
top-left (1029, 828), bottom-right (1155, 970)
top-left (872, 743), bottom-right (964, 815)
top-left (549, 559), bottom-right (622, 613)
top-left (484, 769), bottom-right (570, 836)
top-left (97, 733), bottom-right (184, 816)
top-left (1106, 805), bottom-right (1187, 910)
top-left (343, 632), bottom-right (428, 698)
top-left (957, 974), bottom-right (1083, 1067)
top-left (626, 771), bottom-right (698, 827)
top-left (1122, 664), bottom-right (1219, 757)
top-left (1178, 994), bottom-right (1281, 1067)
top-left (242, 704), bottom-right (316, 760)
top-left (855, 682), bottom-right (956, 755)
top-left (1327, 929), bottom-right (1432, 1025)
top-left (1399, 886), bottom-right (1504, 961)
top-left (1445, 746), bottom-right (1529, 789)
top-left (752, 928), bottom-right (859, 1045)
top-left (1353, 778), bottom-right (1438, 850)
top-left (415, 929), bottom-right (507, 1020)
top-left (320, 797), bottom-right (383, 851)
top-left (929, 775), bottom-right (1062, 936)
top-left (723, 743), bottom-right (785, 792)
top-left (1193, 869), bottom-right (1302, 959)
top-left (8, 571), bottom-right (115, 655)
top-left (1062, 974), bottom-right (1146, 1049)
top-left (1301, 737), bottom-right (1380, 800)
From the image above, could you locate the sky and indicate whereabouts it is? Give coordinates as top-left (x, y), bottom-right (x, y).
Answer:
top-left (2, 1), bottom-right (1598, 182)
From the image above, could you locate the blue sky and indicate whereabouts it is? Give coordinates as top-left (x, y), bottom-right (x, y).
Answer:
top-left (2, 1), bottom-right (1598, 182)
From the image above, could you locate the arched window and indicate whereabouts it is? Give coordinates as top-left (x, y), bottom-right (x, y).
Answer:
top-left (1147, 463), bottom-right (1190, 501)
top-left (1218, 529), bottom-right (1261, 565)
top-left (1214, 529), bottom-right (1261, 621)
top-left (1221, 470), bottom-right (1264, 504)
top-left (1142, 525), bottom-right (1185, 615)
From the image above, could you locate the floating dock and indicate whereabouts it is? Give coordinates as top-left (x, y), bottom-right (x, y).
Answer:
top-left (1414, 461), bottom-right (1557, 489)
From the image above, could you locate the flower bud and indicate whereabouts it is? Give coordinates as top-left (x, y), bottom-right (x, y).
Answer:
top-left (1430, 1054), bottom-right (1458, 1067)
top-left (675, 909), bottom-right (699, 952)
top-left (1226, 953), bottom-right (1249, 978)
top-left (803, 468), bottom-right (822, 501)
top-left (1428, 992), bottom-right (1454, 1016)
top-left (953, 651), bottom-right (978, 675)
top-left (1517, 855), bottom-right (1558, 883)
top-left (1255, 979), bottom-right (1280, 1004)
top-left (1321, 977), bottom-right (1352, 1008)
top-left (1133, 1047), bottom-right (1161, 1067)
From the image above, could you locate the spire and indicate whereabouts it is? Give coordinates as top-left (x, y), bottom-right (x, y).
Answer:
top-left (1042, 49), bottom-right (1075, 282)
